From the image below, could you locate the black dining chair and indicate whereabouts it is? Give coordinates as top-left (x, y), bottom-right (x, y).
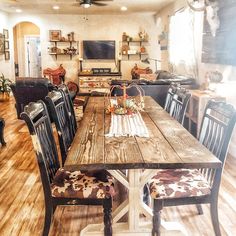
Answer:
top-left (46, 90), bottom-right (73, 166)
top-left (164, 82), bottom-right (180, 113)
top-left (149, 100), bottom-right (236, 236)
top-left (58, 84), bottom-right (77, 138)
top-left (169, 87), bottom-right (191, 125)
top-left (21, 101), bottom-right (113, 236)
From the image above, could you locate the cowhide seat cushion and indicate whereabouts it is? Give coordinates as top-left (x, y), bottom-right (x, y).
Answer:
top-left (51, 168), bottom-right (115, 199)
top-left (149, 169), bottom-right (211, 199)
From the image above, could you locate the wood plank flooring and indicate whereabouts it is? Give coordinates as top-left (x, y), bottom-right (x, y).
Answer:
top-left (0, 97), bottom-right (236, 236)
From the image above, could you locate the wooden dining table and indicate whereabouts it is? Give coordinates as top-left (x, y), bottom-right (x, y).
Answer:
top-left (64, 96), bottom-right (221, 236)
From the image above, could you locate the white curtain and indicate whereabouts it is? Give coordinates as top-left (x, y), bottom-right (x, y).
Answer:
top-left (169, 8), bottom-right (198, 77)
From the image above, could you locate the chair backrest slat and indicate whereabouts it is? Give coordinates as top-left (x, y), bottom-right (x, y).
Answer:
top-left (164, 83), bottom-right (180, 113)
top-left (46, 90), bottom-right (72, 165)
top-left (21, 101), bottom-right (60, 191)
top-left (169, 88), bottom-right (191, 125)
top-left (58, 84), bottom-right (77, 138)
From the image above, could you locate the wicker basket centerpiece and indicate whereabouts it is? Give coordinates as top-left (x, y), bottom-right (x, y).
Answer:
top-left (106, 84), bottom-right (145, 115)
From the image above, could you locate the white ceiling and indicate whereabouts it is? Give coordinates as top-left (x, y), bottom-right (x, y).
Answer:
top-left (0, 0), bottom-right (176, 15)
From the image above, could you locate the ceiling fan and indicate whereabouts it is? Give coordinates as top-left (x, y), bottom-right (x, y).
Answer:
top-left (186, 0), bottom-right (217, 11)
top-left (76, 0), bottom-right (113, 9)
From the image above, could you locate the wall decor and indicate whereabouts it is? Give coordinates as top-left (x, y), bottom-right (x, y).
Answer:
top-left (3, 29), bottom-right (8, 39)
top-left (0, 34), bottom-right (4, 55)
top-left (202, 0), bottom-right (236, 66)
top-left (5, 51), bottom-right (10, 60)
top-left (49, 30), bottom-right (61, 41)
top-left (4, 41), bottom-right (9, 50)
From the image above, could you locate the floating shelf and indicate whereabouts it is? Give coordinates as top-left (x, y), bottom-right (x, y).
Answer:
top-left (48, 40), bottom-right (79, 60)
top-left (121, 37), bottom-right (149, 61)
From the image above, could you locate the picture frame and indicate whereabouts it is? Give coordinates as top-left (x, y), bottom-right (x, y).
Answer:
top-left (5, 51), bottom-right (10, 60)
top-left (4, 40), bottom-right (9, 50)
top-left (0, 33), bottom-right (4, 55)
top-left (49, 30), bottom-right (61, 41)
top-left (3, 29), bottom-right (8, 39)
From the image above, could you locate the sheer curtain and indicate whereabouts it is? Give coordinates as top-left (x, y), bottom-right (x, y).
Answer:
top-left (169, 8), bottom-right (198, 78)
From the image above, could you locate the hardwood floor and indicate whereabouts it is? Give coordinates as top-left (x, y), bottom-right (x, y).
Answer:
top-left (0, 97), bottom-right (236, 236)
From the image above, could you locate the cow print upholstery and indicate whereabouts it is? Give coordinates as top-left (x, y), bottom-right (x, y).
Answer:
top-left (149, 169), bottom-right (211, 199)
top-left (51, 168), bottom-right (115, 199)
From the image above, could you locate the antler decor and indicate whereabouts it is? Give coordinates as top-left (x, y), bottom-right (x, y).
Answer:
top-left (106, 84), bottom-right (145, 115)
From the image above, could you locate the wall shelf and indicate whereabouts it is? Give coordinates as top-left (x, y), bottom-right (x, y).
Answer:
top-left (121, 38), bottom-right (148, 61)
top-left (122, 52), bottom-right (148, 60)
top-left (48, 40), bottom-right (79, 60)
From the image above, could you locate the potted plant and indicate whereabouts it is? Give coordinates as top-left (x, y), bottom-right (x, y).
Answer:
top-left (0, 73), bottom-right (12, 101)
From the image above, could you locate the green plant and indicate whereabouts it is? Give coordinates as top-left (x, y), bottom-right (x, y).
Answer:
top-left (0, 73), bottom-right (12, 94)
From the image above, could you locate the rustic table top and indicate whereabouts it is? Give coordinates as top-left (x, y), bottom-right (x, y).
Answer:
top-left (65, 96), bottom-right (221, 171)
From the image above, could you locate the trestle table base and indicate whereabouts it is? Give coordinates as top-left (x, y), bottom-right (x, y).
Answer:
top-left (80, 169), bottom-right (188, 236)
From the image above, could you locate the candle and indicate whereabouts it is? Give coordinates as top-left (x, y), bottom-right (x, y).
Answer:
top-left (123, 84), bottom-right (126, 109)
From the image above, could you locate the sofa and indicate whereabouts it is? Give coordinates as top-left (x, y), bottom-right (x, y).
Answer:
top-left (111, 70), bottom-right (198, 108)
top-left (10, 78), bottom-right (56, 119)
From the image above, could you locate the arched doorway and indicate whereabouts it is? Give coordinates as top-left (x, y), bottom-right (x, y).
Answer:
top-left (13, 22), bottom-right (41, 77)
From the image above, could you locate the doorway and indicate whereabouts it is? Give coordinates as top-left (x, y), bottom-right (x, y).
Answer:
top-left (24, 36), bottom-right (41, 77)
top-left (13, 22), bottom-right (41, 78)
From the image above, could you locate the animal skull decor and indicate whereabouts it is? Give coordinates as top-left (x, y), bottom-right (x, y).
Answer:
top-left (187, 0), bottom-right (220, 37)
top-left (206, 1), bottom-right (220, 37)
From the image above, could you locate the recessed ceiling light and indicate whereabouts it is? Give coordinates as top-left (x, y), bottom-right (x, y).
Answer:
top-left (53, 5), bottom-right (60, 10)
top-left (121, 6), bottom-right (127, 11)
top-left (83, 3), bottom-right (91, 8)
top-left (16, 9), bottom-right (22, 13)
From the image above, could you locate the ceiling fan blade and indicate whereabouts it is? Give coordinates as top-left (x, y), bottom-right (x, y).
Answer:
top-left (72, 3), bottom-right (81, 7)
top-left (1, 0), bottom-right (18, 2)
top-left (92, 2), bottom-right (107, 6)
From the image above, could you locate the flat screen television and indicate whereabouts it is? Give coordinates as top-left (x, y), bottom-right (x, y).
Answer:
top-left (83, 40), bottom-right (116, 60)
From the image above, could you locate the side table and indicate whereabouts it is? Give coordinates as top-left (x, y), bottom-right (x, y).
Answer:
top-left (185, 90), bottom-right (225, 138)
top-left (0, 118), bottom-right (6, 146)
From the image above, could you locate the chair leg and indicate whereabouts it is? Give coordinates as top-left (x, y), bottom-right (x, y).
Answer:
top-left (53, 205), bottom-right (57, 214)
top-left (103, 197), bottom-right (112, 236)
top-left (152, 200), bottom-right (163, 236)
top-left (196, 204), bottom-right (203, 215)
top-left (143, 183), bottom-right (150, 206)
top-left (43, 202), bottom-right (53, 236)
top-left (210, 198), bottom-right (221, 236)
top-left (0, 119), bottom-right (6, 146)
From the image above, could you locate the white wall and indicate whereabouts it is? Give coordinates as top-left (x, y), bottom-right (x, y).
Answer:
top-left (8, 13), bottom-right (160, 82)
top-left (0, 10), bottom-right (12, 80)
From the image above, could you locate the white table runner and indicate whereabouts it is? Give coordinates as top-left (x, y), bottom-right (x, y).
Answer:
top-left (106, 112), bottom-right (149, 137)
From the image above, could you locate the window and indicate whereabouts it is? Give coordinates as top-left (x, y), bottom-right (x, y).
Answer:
top-left (169, 8), bottom-right (197, 76)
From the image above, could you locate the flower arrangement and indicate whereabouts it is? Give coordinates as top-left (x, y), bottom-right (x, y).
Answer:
top-left (0, 73), bottom-right (12, 101)
top-left (106, 84), bottom-right (145, 115)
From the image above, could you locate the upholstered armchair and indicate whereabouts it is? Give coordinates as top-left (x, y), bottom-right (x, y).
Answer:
top-left (10, 78), bottom-right (56, 119)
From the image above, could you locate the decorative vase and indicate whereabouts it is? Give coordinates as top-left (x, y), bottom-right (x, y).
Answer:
top-left (0, 92), bottom-right (10, 102)
top-left (209, 71), bottom-right (223, 83)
